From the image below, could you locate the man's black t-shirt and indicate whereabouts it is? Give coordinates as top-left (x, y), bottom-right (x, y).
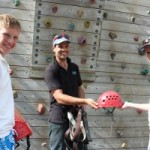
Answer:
top-left (44, 57), bottom-right (82, 123)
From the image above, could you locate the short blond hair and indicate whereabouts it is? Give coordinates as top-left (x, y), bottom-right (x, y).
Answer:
top-left (0, 14), bottom-right (21, 30)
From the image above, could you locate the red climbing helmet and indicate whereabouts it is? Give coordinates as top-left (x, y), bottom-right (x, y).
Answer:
top-left (14, 108), bottom-right (32, 149)
top-left (14, 109), bottom-right (32, 141)
top-left (98, 91), bottom-right (124, 108)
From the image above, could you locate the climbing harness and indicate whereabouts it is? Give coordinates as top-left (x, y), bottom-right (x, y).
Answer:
top-left (14, 108), bottom-right (32, 150)
top-left (66, 109), bottom-right (86, 141)
top-left (65, 107), bottom-right (91, 150)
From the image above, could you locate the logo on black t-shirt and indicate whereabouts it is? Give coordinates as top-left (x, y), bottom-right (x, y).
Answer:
top-left (72, 71), bottom-right (77, 75)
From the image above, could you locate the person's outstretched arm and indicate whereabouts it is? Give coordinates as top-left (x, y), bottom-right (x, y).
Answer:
top-left (122, 102), bottom-right (150, 111)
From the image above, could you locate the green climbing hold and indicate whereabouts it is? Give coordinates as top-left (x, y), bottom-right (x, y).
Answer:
top-left (147, 11), bottom-right (150, 15)
top-left (46, 56), bottom-right (52, 62)
top-left (140, 68), bottom-right (149, 75)
top-left (115, 87), bottom-right (120, 92)
top-left (15, 0), bottom-right (20, 7)
top-left (67, 23), bottom-right (75, 31)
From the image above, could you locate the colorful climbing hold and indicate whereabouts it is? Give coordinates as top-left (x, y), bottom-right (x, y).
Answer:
top-left (77, 9), bottom-right (84, 17)
top-left (103, 12), bottom-right (108, 19)
top-left (80, 57), bottom-right (87, 64)
top-left (77, 36), bottom-right (87, 46)
top-left (67, 23), bottom-right (75, 31)
top-left (110, 52), bottom-right (116, 60)
top-left (134, 36), bottom-right (139, 42)
top-left (130, 16), bottom-right (135, 23)
top-left (14, 0), bottom-right (20, 7)
top-left (147, 10), bottom-right (150, 15)
top-left (140, 68), bottom-right (149, 75)
top-left (46, 56), bottom-right (52, 62)
top-left (52, 6), bottom-right (58, 13)
top-left (84, 20), bottom-right (90, 28)
top-left (109, 32), bottom-right (117, 39)
top-left (44, 18), bottom-right (52, 28)
top-left (89, 0), bottom-right (96, 4)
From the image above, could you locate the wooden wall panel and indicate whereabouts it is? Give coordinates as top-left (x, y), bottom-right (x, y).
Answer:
top-left (101, 30), bottom-right (148, 45)
top-left (36, 1), bottom-right (102, 20)
top-left (34, 28), bottom-right (100, 45)
top-left (0, 8), bottom-right (34, 22)
top-left (86, 82), bottom-right (150, 95)
top-left (0, 0), bottom-right (35, 10)
top-left (103, 1), bottom-right (150, 16)
top-left (97, 51), bottom-right (149, 65)
top-left (10, 43), bottom-right (32, 55)
top-left (103, 10), bottom-right (150, 26)
top-left (102, 20), bottom-right (150, 35)
top-left (110, 0), bottom-right (150, 7)
top-left (33, 53), bottom-right (96, 68)
top-left (41, 0), bottom-right (101, 8)
top-left (34, 43), bottom-right (98, 56)
top-left (96, 61), bottom-right (150, 76)
top-left (6, 54), bottom-right (31, 67)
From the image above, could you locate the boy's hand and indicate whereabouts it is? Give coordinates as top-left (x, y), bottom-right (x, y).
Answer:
top-left (121, 102), bottom-right (129, 109)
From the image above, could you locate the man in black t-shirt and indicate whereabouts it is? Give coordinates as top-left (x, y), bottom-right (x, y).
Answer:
top-left (45, 33), bottom-right (98, 150)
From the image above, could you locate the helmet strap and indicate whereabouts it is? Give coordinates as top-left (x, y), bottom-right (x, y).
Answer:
top-left (103, 107), bottom-right (115, 123)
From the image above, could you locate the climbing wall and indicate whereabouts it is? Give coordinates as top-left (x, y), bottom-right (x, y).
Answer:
top-left (29, 0), bottom-right (150, 149)
top-left (30, 0), bottom-right (103, 81)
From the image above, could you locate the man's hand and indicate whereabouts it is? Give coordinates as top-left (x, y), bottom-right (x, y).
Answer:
top-left (85, 99), bottom-right (98, 109)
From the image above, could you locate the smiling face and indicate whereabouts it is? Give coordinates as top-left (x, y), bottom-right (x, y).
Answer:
top-left (0, 14), bottom-right (21, 56)
top-left (0, 28), bottom-right (20, 56)
top-left (53, 41), bottom-right (70, 62)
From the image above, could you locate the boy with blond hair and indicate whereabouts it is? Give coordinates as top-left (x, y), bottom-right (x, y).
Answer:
top-left (0, 14), bottom-right (21, 150)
